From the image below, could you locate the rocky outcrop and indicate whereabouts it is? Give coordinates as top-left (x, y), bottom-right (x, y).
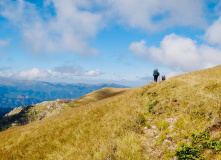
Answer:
top-left (0, 99), bottom-right (73, 131)
top-left (5, 106), bottom-right (24, 117)
top-left (58, 99), bottom-right (75, 103)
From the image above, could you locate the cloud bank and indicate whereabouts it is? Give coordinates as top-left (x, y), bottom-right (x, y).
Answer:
top-left (129, 34), bottom-right (221, 72)
top-left (0, 39), bottom-right (9, 47)
top-left (0, 0), bottom-right (207, 55)
top-left (53, 64), bottom-right (101, 77)
top-left (0, 0), bottom-right (101, 55)
top-left (105, 0), bottom-right (206, 31)
top-left (13, 68), bottom-right (51, 80)
top-left (12, 65), bottom-right (101, 80)
top-left (205, 17), bottom-right (221, 46)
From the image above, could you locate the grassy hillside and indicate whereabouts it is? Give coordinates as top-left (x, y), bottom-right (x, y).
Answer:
top-left (0, 66), bottom-right (221, 159)
top-left (0, 88), bottom-right (128, 131)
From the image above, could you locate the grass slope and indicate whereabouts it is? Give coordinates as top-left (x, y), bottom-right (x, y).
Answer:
top-left (0, 88), bottom-right (127, 131)
top-left (0, 66), bottom-right (221, 159)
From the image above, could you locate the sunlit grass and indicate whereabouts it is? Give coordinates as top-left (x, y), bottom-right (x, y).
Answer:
top-left (0, 65), bottom-right (221, 159)
top-left (0, 87), bottom-right (146, 159)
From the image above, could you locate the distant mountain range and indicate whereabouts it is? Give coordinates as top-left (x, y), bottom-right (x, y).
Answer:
top-left (0, 77), bottom-right (128, 117)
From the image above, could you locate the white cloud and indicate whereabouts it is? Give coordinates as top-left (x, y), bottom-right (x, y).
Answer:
top-left (10, 64), bottom-right (101, 80)
top-left (0, 72), bottom-right (12, 77)
top-left (84, 70), bottom-right (101, 76)
top-left (53, 64), bottom-right (101, 77)
top-left (0, 0), bottom-right (102, 55)
top-left (0, 39), bottom-right (9, 47)
top-left (153, 34), bottom-right (200, 71)
top-left (130, 33), bottom-right (221, 72)
top-left (105, 0), bottom-right (206, 31)
top-left (205, 17), bottom-right (221, 46)
top-left (0, 0), bottom-right (207, 56)
top-left (0, 67), bottom-right (13, 77)
top-left (13, 68), bottom-right (51, 80)
top-left (165, 70), bottom-right (184, 79)
top-left (129, 40), bottom-right (149, 58)
top-left (199, 45), bottom-right (221, 68)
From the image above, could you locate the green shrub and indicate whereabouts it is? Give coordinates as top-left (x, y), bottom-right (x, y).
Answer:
top-left (175, 144), bottom-right (204, 160)
top-left (192, 132), bottom-right (209, 146)
top-left (176, 130), bottom-right (221, 159)
top-left (202, 140), bottom-right (221, 151)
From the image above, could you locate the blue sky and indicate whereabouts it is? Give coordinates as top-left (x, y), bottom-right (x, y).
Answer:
top-left (0, 0), bottom-right (221, 87)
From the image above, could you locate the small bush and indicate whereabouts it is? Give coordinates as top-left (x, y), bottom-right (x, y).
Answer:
top-left (202, 140), bottom-right (221, 151)
top-left (176, 130), bottom-right (221, 159)
top-left (175, 144), bottom-right (204, 160)
top-left (192, 132), bottom-right (209, 146)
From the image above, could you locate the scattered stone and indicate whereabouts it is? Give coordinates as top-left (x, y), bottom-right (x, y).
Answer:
top-left (39, 111), bottom-right (50, 120)
top-left (155, 135), bottom-right (159, 139)
top-left (166, 116), bottom-right (179, 131)
top-left (162, 139), bottom-right (172, 146)
top-left (59, 99), bottom-right (75, 103)
top-left (144, 125), bottom-right (157, 137)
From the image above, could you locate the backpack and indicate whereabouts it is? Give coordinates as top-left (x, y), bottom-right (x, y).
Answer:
top-left (162, 75), bottom-right (166, 80)
top-left (153, 70), bottom-right (159, 76)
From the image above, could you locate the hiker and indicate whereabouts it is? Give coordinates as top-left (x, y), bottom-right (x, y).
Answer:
top-left (153, 69), bottom-right (160, 82)
top-left (162, 75), bottom-right (166, 81)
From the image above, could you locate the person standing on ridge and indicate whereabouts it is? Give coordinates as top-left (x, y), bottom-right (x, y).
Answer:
top-left (153, 69), bottom-right (160, 82)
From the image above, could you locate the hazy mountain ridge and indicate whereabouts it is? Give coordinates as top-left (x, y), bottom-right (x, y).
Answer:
top-left (0, 77), bottom-right (128, 112)
top-left (0, 96), bottom-right (40, 108)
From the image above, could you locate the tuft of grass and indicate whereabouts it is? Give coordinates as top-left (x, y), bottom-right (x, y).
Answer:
top-left (148, 100), bottom-right (159, 113)
top-left (155, 120), bottom-right (170, 131)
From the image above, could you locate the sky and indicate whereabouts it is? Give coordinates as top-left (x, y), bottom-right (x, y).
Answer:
top-left (0, 0), bottom-right (221, 87)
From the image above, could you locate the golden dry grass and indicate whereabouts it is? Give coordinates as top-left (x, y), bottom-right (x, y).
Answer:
top-left (0, 87), bottom-right (145, 160)
top-left (0, 65), bottom-right (221, 159)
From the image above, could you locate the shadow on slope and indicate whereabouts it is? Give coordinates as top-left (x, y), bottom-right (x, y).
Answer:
top-left (69, 87), bottom-right (128, 107)
top-left (0, 105), bottom-right (35, 131)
